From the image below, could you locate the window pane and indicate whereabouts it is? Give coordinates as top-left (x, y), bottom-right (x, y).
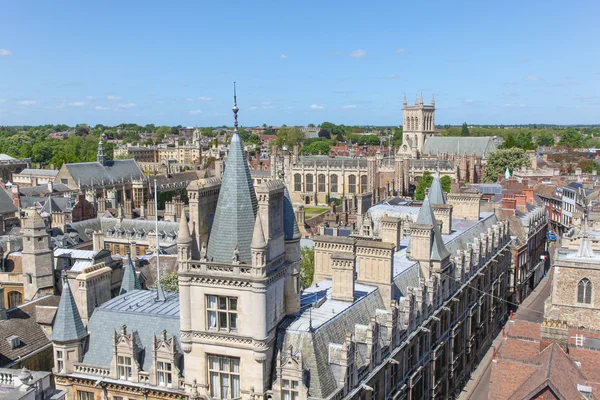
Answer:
top-left (221, 374), bottom-right (230, 398)
top-left (283, 380), bottom-right (290, 389)
top-left (208, 295), bottom-right (217, 309)
top-left (157, 361), bottom-right (164, 370)
top-left (283, 391), bottom-right (290, 400)
top-left (292, 381), bottom-right (299, 389)
top-left (208, 311), bottom-right (217, 328)
top-left (218, 296), bottom-right (227, 310)
top-left (231, 375), bottom-right (240, 398)
top-left (219, 312), bottom-right (228, 329)
top-left (209, 356), bottom-right (219, 370)
top-left (230, 313), bottom-right (238, 330)
top-left (167, 372), bottom-right (172, 384)
top-left (231, 358), bottom-right (239, 373)
top-left (229, 298), bottom-right (237, 310)
top-left (166, 362), bottom-right (172, 371)
top-left (220, 358), bottom-right (229, 372)
top-left (210, 372), bottom-right (219, 397)
top-left (292, 392), bottom-right (299, 400)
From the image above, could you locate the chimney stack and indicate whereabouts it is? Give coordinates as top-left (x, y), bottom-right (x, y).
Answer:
top-left (331, 253), bottom-right (355, 302)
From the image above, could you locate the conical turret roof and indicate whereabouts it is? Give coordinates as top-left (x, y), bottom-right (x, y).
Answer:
top-left (251, 213), bottom-right (267, 249)
top-left (53, 271), bottom-right (87, 342)
top-left (415, 195), bottom-right (451, 261)
top-left (207, 96), bottom-right (258, 264)
top-left (283, 186), bottom-right (301, 240)
top-left (429, 171), bottom-right (446, 205)
top-left (119, 251), bottom-right (141, 295)
top-left (177, 209), bottom-right (192, 245)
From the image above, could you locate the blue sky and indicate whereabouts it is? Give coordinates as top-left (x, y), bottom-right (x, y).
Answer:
top-left (0, 0), bottom-right (599, 127)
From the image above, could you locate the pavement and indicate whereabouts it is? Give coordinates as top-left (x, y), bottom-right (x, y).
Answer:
top-left (458, 267), bottom-right (554, 400)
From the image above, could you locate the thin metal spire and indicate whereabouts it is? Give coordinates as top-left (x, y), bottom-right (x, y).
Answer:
top-left (233, 82), bottom-right (239, 132)
top-left (154, 179), bottom-right (166, 301)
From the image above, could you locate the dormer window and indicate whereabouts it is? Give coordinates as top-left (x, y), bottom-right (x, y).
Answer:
top-left (7, 335), bottom-right (20, 349)
top-left (157, 361), bottom-right (173, 387)
top-left (117, 355), bottom-right (132, 380)
top-left (282, 379), bottom-right (299, 400)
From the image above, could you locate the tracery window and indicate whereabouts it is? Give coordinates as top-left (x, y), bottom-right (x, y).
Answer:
top-left (330, 175), bottom-right (338, 193)
top-left (348, 175), bottom-right (356, 194)
top-left (578, 278), bottom-right (592, 304)
top-left (318, 174), bottom-right (326, 193)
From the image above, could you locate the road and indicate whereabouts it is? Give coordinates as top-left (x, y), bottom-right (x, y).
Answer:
top-left (514, 270), bottom-right (552, 323)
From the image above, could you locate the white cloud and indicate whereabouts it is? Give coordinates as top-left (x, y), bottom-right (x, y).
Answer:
top-left (503, 103), bottom-right (526, 108)
top-left (95, 106), bottom-right (110, 110)
top-left (349, 49), bottom-right (367, 59)
top-left (85, 96), bottom-right (96, 100)
top-left (68, 101), bottom-right (85, 107)
top-left (343, 105), bottom-right (357, 109)
top-left (386, 74), bottom-right (399, 79)
top-left (107, 95), bottom-right (122, 100)
top-left (261, 101), bottom-right (272, 105)
top-left (309, 104), bottom-right (324, 110)
top-left (18, 100), bottom-right (36, 106)
top-left (280, 54), bottom-right (287, 59)
top-left (190, 109), bottom-right (202, 115)
top-left (0, 49), bottom-right (12, 56)
top-left (198, 96), bottom-right (212, 101)
top-left (118, 103), bottom-right (136, 108)
top-left (396, 48), bottom-right (407, 55)
top-left (524, 75), bottom-right (542, 81)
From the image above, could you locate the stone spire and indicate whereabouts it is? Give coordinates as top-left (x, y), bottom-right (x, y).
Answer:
top-left (415, 195), bottom-right (450, 261)
top-left (53, 270), bottom-right (87, 342)
top-left (251, 213), bottom-right (267, 249)
top-left (97, 139), bottom-right (106, 166)
top-left (177, 209), bottom-right (192, 245)
top-left (429, 171), bottom-right (446, 205)
top-left (207, 85), bottom-right (258, 264)
top-left (578, 216), bottom-right (594, 258)
top-left (119, 249), bottom-right (141, 295)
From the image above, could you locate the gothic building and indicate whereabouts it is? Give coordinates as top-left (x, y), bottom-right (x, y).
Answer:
top-left (282, 97), bottom-right (497, 205)
top-left (51, 94), bottom-right (511, 399)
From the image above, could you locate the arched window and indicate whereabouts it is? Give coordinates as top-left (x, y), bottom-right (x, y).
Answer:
top-left (8, 291), bottom-right (22, 309)
top-left (305, 174), bottom-right (314, 193)
top-left (360, 175), bottom-right (368, 193)
top-left (330, 175), bottom-right (338, 193)
top-left (318, 174), bottom-right (326, 193)
top-left (348, 175), bottom-right (357, 194)
top-left (294, 174), bottom-right (302, 192)
top-left (578, 278), bottom-right (592, 304)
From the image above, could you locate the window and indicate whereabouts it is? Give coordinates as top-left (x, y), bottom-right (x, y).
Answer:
top-left (7, 291), bottom-right (22, 309)
top-left (207, 296), bottom-right (238, 332)
top-left (294, 174), bottom-right (302, 192)
top-left (113, 397), bottom-right (124, 400)
top-left (77, 391), bottom-right (94, 400)
top-left (305, 174), bottom-right (314, 193)
top-left (208, 355), bottom-right (240, 399)
top-left (157, 361), bottom-right (173, 387)
top-left (360, 175), bottom-right (368, 193)
top-left (117, 355), bottom-right (132, 380)
top-left (331, 175), bottom-right (338, 193)
top-left (56, 350), bottom-right (64, 373)
top-left (348, 175), bottom-right (357, 194)
top-left (318, 174), bottom-right (326, 193)
top-left (578, 278), bottom-right (592, 304)
top-left (282, 379), bottom-right (299, 400)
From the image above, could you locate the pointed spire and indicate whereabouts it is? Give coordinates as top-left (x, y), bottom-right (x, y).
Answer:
top-left (415, 94), bottom-right (419, 105)
top-left (120, 249), bottom-right (141, 295)
top-left (403, 94), bottom-right (407, 107)
top-left (416, 195), bottom-right (436, 225)
top-left (207, 87), bottom-right (258, 264)
top-left (97, 138), bottom-right (106, 166)
top-left (415, 196), bottom-right (450, 261)
top-left (177, 209), bottom-right (192, 245)
top-left (578, 215), bottom-right (594, 258)
top-left (420, 93), bottom-right (423, 105)
top-left (429, 171), bottom-right (446, 205)
top-left (251, 213), bottom-right (267, 249)
top-left (53, 270), bottom-right (87, 342)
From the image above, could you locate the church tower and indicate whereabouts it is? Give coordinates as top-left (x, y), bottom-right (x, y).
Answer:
top-left (20, 209), bottom-right (54, 301)
top-left (402, 94), bottom-right (436, 157)
top-left (178, 85), bottom-right (301, 400)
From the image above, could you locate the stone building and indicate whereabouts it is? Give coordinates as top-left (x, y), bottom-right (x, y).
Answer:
top-left (51, 97), bottom-right (512, 400)
top-left (0, 154), bottom-right (30, 183)
top-left (546, 220), bottom-right (600, 330)
top-left (12, 168), bottom-right (59, 187)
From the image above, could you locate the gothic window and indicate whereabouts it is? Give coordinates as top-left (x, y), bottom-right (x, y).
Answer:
top-left (7, 291), bottom-right (22, 309)
top-left (282, 379), bottom-right (299, 400)
top-left (207, 295), bottom-right (238, 332)
top-left (578, 278), bottom-right (592, 304)
top-left (56, 350), bottom-right (64, 373)
top-left (157, 361), bottom-right (173, 387)
top-left (318, 174), bottom-right (326, 193)
top-left (117, 355), bottom-right (133, 380)
top-left (360, 175), bottom-right (368, 193)
top-left (208, 355), bottom-right (240, 399)
top-left (294, 174), bottom-right (302, 192)
top-left (348, 175), bottom-right (357, 194)
top-left (331, 175), bottom-right (338, 193)
top-left (305, 174), bottom-right (314, 193)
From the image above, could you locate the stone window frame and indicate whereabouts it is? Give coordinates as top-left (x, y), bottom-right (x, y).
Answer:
top-left (317, 174), bottom-right (326, 193)
top-left (360, 175), bottom-right (368, 193)
top-left (281, 378), bottom-right (300, 400)
top-left (56, 349), bottom-right (64, 373)
top-left (117, 354), bottom-right (133, 380)
top-left (348, 175), bottom-right (357, 194)
top-left (293, 174), bottom-right (302, 192)
top-left (207, 354), bottom-right (241, 399)
top-left (206, 295), bottom-right (239, 332)
top-left (305, 174), bottom-right (314, 193)
top-left (330, 175), bottom-right (339, 193)
top-left (577, 278), bottom-right (593, 305)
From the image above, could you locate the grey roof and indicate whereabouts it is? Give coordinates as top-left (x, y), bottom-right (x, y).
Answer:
top-left (40, 197), bottom-right (73, 214)
top-left (415, 196), bottom-right (450, 261)
top-left (295, 156), bottom-right (368, 168)
top-left (283, 186), bottom-right (300, 240)
top-left (67, 217), bottom-right (179, 243)
top-left (18, 183), bottom-right (73, 197)
top-left (0, 154), bottom-right (15, 161)
top-left (429, 172), bottom-right (446, 205)
top-left (207, 132), bottom-right (258, 264)
top-left (52, 273), bottom-right (87, 342)
top-left (0, 188), bottom-right (17, 215)
top-left (423, 136), bottom-right (497, 158)
top-left (65, 159), bottom-right (145, 187)
top-left (82, 290), bottom-right (180, 372)
top-left (407, 158), bottom-right (454, 170)
top-left (120, 253), bottom-right (142, 295)
top-left (17, 168), bottom-right (59, 177)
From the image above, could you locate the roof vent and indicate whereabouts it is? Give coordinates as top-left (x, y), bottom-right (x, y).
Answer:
top-left (7, 335), bottom-right (20, 349)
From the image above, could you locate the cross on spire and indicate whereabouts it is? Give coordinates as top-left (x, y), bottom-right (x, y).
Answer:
top-left (233, 82), bottom-right (239, 132)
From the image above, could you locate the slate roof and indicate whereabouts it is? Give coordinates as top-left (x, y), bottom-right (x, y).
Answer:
top-left (415, 196), bottom-right (450, 261)
top-left (120, 252), bottom-right (142, 295)
top-left (207, 131), bottom-right (258, 264)
top-left (17, 168), bottom-right (59, 177)
top-left (52, 272), bottom-right (87, 342)
top-left (18, 183), bottom-right (73, 197)
top-left (407, 158), bottom-right (454, 170)
top-left (82, 290), bottom-right (180, 372)
top-left (295, 156), bottom-right (368, 168)
top-left (429, 172), bottom-right (446, 205)
top-left (423, 136), bottom-right (497, 157)
top-left (283, 186), bottom-right (300, 240)
top-left (0, 188), bottom-right (17, 215)
top-left (65, 159), bottom-right (145, 187)
top-left (67, 217), bottom-right (179, 244)
top-left (0, 295), bottom-right (60, 367)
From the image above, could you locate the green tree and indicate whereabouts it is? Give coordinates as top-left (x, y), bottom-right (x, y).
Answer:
top-left (302, 140), bottom-right (331, 155)
top-left (483, 148), bottom-right (530, 182)
top-left (300, 247), bottom-right (314, 289)
top-left (392, 127), bottom-right (403, 146)
top-left (558, 128), bottom-right (585, 148)
top-left (440, 175), bottom-right (451, 193)
top-left (274, 126), bottom-right (305, 147)
top-left (536, 132), bottom-right (555, 146)
top-left (414, 171), bottom-right (433, 200)
top-left (151, 270), bottom-right (179, 293)
top-left (461, 122), bottom-right (469, 137)
top-left (501, 134), bottom-right (517, 149)
top-left (246, 134), bottom-right (261, 146)
top-left (156, 125), bottom-right (171, 136)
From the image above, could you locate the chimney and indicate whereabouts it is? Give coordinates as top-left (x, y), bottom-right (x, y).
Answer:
top-left (379, 216), bottom-right (402, 249)
top-left (502, 198), bottom-right (517, 212)
top-left (540, 319), bottom-right (569, 352)
top-left (522, 188), bottom-right (534, 204)
top-left (47, 181), bottom-right (54, 193)
top-left (331, 253), bottom-right (355, 302)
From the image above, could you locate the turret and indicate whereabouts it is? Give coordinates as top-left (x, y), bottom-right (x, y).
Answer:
top-left (119, 249), bottom-right (141, 295)
top-left (97, 139), bottom-right (106, 166)
top-left (177, 209), bottom-right (192, 262)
